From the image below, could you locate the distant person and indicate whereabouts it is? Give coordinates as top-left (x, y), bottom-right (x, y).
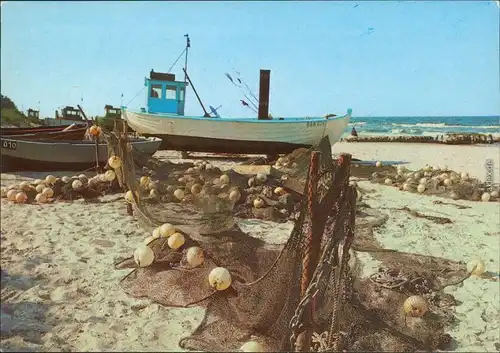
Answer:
top-left (351, 127), bottom-right (358, 137)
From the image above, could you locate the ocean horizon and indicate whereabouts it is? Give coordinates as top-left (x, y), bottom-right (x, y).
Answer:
top-left (344, 115), bottom-right (500, 138)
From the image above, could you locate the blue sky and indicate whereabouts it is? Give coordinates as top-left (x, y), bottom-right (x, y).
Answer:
top-left (1, 1), bottom-right (499, 118)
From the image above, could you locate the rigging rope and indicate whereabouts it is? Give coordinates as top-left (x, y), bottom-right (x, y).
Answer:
top-left (235, 72), bottom-right (259, 105)
top-left (126, 86), bottom-right (146, 107)
top-left (125, 47), bottom-right (187, 107)
top-left (168, 48), bottom-right (187, 73)
top-left (226, 72), bottom-right (260, 113)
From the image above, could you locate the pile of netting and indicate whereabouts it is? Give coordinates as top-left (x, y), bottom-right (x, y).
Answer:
top-left (109, 131), bottom-right (470, 352)
top-left (1, 171), bottom-right (123, 204)
top-left (365, 164), bottom-right (499, 202)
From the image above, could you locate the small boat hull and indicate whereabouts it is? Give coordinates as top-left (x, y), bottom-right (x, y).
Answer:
top-left (0, 137), bottom-right (162, 172)
top-left (1, 154), bottom-right (106, 173)
top-left (4, 127), bottom-right (88, 141)
top-left (0, 124), bottom-right (87, 136)
top-left (123, 109), bottom-right (351, 154)
top-left (143, 133), bottom-right (310, 154)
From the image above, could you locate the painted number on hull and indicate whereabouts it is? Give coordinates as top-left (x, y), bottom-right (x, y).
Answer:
top-left (306, 121), bottom-right (326, 128)
top-left (2, 140), bottom-right (17, 150)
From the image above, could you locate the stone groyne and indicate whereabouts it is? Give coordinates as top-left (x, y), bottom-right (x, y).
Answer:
top-left (342, 133), bottom-right (499, 145)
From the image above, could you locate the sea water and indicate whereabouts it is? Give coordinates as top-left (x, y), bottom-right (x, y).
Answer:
top-left (343, 115), bottom-right (500, 138)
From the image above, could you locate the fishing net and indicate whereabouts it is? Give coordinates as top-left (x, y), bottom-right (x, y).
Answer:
top-left (367, 166), bottom-right (499, 202)
top-left (110, 128), bottom-right (471, 352)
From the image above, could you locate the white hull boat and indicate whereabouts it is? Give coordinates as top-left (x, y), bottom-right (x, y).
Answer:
top-left (121, 35), bottom-right (352, 155)
top-left (123, 109), bottom-right (351, 155)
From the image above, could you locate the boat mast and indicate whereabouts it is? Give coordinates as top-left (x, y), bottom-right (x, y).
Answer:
top-left (184, 34), bottom-right (190, 83)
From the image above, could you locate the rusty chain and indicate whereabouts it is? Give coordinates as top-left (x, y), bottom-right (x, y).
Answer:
top-left (289, 256), bottom-right (332, 349)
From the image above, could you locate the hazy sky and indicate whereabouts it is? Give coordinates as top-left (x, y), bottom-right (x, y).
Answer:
top-left (1, 1), bottom-right (499, 118)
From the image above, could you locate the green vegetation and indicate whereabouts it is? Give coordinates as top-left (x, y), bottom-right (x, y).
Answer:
top-left (1, 107), bottom-right (28, 127)
top-left (1, 94), bottom-right (42, 127)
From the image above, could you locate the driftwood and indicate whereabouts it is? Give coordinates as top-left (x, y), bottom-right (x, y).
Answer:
top-left (397, 206), bottom-right (452, 224)
top-left (432, 200), bottom-right (471, 209)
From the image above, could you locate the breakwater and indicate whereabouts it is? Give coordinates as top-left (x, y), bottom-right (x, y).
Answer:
top-left (342, 133), bottom-right (498, 145)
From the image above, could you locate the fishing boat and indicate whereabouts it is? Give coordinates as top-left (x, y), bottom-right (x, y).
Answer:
top-left (0, 136), bottom-right (162, 172)
top-left (122, 35), bottom-right (351, 155)
top-left (0, 123), bottom-right (88, 136)
top-left (95, 105), bottom-right (135, 133)
top-left (96, 105), bottom-right (122, 131)
top-left (42, 106), bottom-right (87, 127)
top-left (1, 124), bottom-right (89, 141)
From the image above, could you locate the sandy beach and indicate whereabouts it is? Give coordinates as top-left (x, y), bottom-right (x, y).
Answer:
top-left (335, 141), bottom-right (500, 183)
top-left (1, 142), bottom-right (499, 352)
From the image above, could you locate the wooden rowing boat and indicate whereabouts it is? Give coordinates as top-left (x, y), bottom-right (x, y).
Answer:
top-left (0, 136), bottom-right (162, 172)
top-left (4, 126), bottom-right (88, 141)
top-left (0, 123), bottom-right (87, 136)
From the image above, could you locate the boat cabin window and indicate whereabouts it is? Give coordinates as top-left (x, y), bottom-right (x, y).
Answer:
top-left (28, 110), bottom-right (39, 118)
top-left (179, 89), bottom-right (185, 102)
top-left (151, 84), bottom-right (162, 99)
top-left (166, 86), bottom-right (176, 100)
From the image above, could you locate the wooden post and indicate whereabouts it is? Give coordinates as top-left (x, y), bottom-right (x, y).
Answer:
top-left (94, 137), bottom-right (99, 173)
top-left (258, 69), bottom-right (270, 120)
top-left (296, 150), bottom-right (321, 352)
top-left (94, 121), bottom-right (100, 174)
top-left (122, 120), bottom-right (129, 187)
top-left (111, 119), bottom-right (122, 189)
top-left (123, 119), bottom-right (128, 136)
